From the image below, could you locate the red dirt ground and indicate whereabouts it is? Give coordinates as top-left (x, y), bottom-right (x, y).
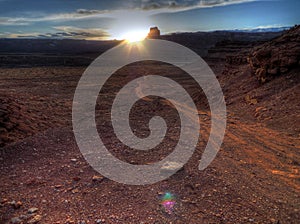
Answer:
top-left (0, 60), bottom-right (299, 224)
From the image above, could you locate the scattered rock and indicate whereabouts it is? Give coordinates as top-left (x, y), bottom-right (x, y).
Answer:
top-left (65, 218), bottom-right (75, 224)
top-left (255, 107), bottom-right (266, 113)
top-left (268, 67), bottom-right (278, 75)
top-left (92, 175), bottom-right (104, 182)
top-left (1, 198), bottom-right (8, 204)
top-left (19, 214), bottom-right (34, 220)
top-left (28, 215), bottom-right (42, 224)
top-left (245, 95), bottom-right (258, 105)
top-left (161, 161), bottom-right (184, 172)
top-left (70, 158), bottom-right (77, 162)
top-left (28, 207), bottom-right (39, 214)
top-left (10, 217), bottom-right (22, 224)
top-left (71, 188), bottom-right (79, 194)
top-left (10, 200), bottom-right (22, 209)
top-left (73, 176), bottom-right (81, 181)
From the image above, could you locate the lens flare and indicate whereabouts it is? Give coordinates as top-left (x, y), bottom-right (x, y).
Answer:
top-left (160, 192), bottom-right (176, 214)
top-left (121, 30), bottom-right (148, 43)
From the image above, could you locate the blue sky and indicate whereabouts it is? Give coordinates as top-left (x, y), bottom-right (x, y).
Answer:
top-left (0, 0), bottom-right (299, 40)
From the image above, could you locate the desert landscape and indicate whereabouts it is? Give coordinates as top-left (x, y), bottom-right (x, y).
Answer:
top-left (0, 20), bottom-right (299, 224)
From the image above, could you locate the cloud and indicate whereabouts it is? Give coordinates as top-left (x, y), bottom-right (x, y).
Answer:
top-left (238, 24), bottom-right (292, 31)
top-left (76, 9), bottom-right (109, 15)
top-left (0, 26), bottom-right (110, 40)
top-left (198, 0), bottom-right (260, 7)
top-left (0, 17), bottom-right (30, 25)
top-left (0, 0), bottom-right (260, 26)
top-left (51, 26), bottom-right (110, 39)
top-left (140, 0), bottom-right (259, 11)
top-left (0, 9), bottom-right (112, 26)
top-left (0, 32), bottom-right (40, 38)
top-left (141, 1), bottom-right (185, 10)
top-left (247, 24), bottom-right (288, 29)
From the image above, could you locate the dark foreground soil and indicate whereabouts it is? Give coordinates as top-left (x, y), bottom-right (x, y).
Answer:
top-left (0, 56), bottom-right (299, 224)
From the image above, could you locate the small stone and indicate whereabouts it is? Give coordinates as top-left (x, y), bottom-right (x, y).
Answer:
top-left (1, 198), bottom-right (8, 204)
top-left (95, 219), bottom-right (103, 224)
top-left (280, 67), bottom-right (289, 73)
top-left (28, 215), bottom-right (42, 224)
top-left (92, 175), bottom-right (104, 182)
top-left (11, 200), bottom-right (22, 209)
top-left (10, 217), bottom-right (22, 224)
top-left (28, 207), bottom-right (39, 214)
top-left (250, 98), bottom-right (258, 105)
top-left (71, 189), bottom-right (79, 194)
top-left (255, 107), bottom-right (265, 113)
top-left (65, 218), bottom-right (75, 224)
top-left (73, 177), bottom-right (81, 181)
top-left (267, 67), bottom-right (279, 75)
top-left (161, 161), bottom-right (183, 172)
top-left (70, 158), bottom-right (77, 162)
top-left (255, 68), bottom-right (266, 78)
top-left (19, 214), bottom-right (34, 219)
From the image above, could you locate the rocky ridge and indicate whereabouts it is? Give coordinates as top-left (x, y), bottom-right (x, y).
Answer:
top-left (248, 25), bottom-right (300, 83)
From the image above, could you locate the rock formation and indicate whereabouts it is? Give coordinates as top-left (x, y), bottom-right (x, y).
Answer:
top-left (147, 27), bottom-right (160, 39)
top-left (248, 25), bottom-right (300, 83)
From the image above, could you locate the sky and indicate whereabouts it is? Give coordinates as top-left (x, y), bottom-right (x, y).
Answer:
top-left (0, 0), bottom-right (299, 40)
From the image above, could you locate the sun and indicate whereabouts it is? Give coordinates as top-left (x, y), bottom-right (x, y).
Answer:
top-left (121, 30), bottom-right (148, 43)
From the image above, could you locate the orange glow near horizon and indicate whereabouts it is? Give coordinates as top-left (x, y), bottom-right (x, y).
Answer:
top-left (120, 30), bottom-right (148, 43)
